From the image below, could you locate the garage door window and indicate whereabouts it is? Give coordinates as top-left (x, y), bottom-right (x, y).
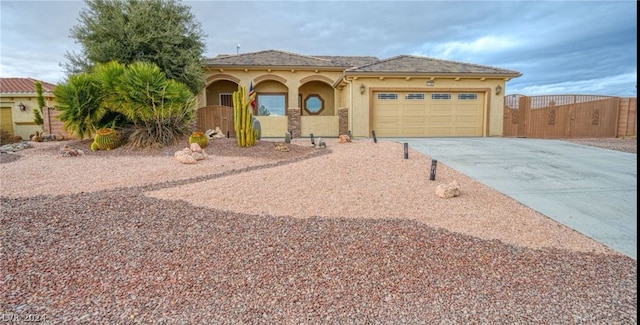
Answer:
top-left (458, 93), bottom-right (478, 100)
top-left (377, 93), bottom-right (398, 100)
top-left (405, 93), bottom-right (425, 100)
top-left (431, 93), bottom-right (451, 100)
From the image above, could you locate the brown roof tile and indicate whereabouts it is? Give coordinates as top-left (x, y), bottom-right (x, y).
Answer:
top-left (312, 55), bottom-right (380, 67)
top-left (207, 50), bottom-right (378, 68)
top-left (0, 78), bottom-right (56, 94)
top-left (207, 50), bottom-right (521, 77)
top-left (347, 55), bottom-right (521, 76)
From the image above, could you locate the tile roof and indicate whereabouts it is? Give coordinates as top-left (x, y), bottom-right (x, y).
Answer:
top-left (206, 50), bottom-right (521, 77)
top-left (207, 50), bottom-right (379, 68)
top-left (0, 78), bottom-right (56, 94)
top-left (346, 55), bottom-right (521, 76)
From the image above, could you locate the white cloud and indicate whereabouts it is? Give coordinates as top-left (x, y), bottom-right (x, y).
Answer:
top-left (416, 36), bottom-right (523, 60)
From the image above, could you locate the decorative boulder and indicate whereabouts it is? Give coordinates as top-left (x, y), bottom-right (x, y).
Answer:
top-left (190, 143), bottom-right (203, 153)
top-left (206, 127), bottom-right (226, 139)
top-left (436, 181), bottom-right (460, 199)
top-left (59, 145), bottom-right (83, 157)
top-left (339, 134), bottom-right (352, 143)
top-left (275, 143), bottom-right (289, 152)
top-left (174, 144), bottom-right (208, 164)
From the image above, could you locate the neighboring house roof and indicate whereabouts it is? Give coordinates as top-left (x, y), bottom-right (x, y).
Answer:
top-left (0, 78), bottom-right (56, 94)
top-left (207, 49), bottom-right (379, 69)
top-left (345, 55), bottom-right (522, 77)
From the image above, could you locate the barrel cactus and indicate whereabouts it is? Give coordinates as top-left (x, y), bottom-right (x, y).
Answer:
top-left (188, 131), bottom-right (208, 148)
top-left (91, 128), bottom-right (122, 151)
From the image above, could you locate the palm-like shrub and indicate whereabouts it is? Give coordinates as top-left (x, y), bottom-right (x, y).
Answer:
top-left (55, 61), bottom-right (195, 148)
top-left (106, 61), bottom-right (196, 148)
top-left (53, 73), bottom-right (105, 139)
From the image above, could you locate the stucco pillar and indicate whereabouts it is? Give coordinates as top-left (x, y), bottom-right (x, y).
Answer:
top-left (338, 107), bottom-right (349, 136)
top-left (287, 107), bottom-right (301, 138)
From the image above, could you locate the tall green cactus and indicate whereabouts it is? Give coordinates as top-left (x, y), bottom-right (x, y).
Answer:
top-left (91, 128), bottom-right (122, 151)
top-left (232, 84), bottom-right (257, 147)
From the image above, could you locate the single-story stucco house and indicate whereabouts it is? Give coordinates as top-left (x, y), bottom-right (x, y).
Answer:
top-left (199, 50), bottom-right (522, 138)
top-left (1, 50), bottom-right (522, 140)
top-left (0, 78), bottom-right (58, 140)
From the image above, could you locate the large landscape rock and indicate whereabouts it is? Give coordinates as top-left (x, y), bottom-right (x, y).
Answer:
top-left (436, 181), bottom-right (460, 199)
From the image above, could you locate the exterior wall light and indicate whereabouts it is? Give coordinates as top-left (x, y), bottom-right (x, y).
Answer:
top-left (18, 102), bottom-right (26, 111)
top-left (495, 85), bottom-right (502, 95)
top-left (426, 80), bottom-right (435, 86)
top-left (359, 84), bottom-right (366, 94)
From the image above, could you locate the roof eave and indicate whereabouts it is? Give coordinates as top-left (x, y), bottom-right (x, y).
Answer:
top-left (343, 71), bottom-right (522, 79)
top-left (206, 64), bottom-right (349, 72)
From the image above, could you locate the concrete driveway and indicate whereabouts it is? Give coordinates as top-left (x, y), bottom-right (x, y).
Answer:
top-left (388, 137), bottom-right (637, 260)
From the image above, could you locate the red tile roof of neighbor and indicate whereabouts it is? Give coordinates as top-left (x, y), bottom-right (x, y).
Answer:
top-left (0, 78), bottom-right (56, 94)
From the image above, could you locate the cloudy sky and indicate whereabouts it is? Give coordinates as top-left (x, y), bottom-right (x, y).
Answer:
top-left (1, 0), bottom-right (637, 96)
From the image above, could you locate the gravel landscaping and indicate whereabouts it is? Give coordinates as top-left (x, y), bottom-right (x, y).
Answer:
top-left (0, 136), bottom-right (636, 324)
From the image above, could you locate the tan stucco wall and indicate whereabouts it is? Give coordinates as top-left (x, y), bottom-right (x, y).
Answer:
top-left (255, 115), bottom-right (287, 137)
top-left (300, 116), bottom-right (339, 137)
top-left (0, 95), bottom-right (55, 140)
top-left (201, 69), bottom-right (343, 110)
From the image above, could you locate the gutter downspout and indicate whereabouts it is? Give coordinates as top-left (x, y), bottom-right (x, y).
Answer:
top-left (343, 77), bottom-right (354, 137)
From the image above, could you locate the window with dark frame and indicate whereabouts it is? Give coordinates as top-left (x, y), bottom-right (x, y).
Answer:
top-left (431, 93), bottom-right (452, 100)
top-left (405, 93), bottom-right (425, 100)
top-left (377, 93), bottom-right (398, 100)
top-left (458, 93), bottom-right (478, 100)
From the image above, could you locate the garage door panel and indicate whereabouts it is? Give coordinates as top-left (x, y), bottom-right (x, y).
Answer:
top-left (431, 105), bottom-right (452, 113)
top-left (372, 91), bottom-right (484, 137)
top-left (377, 116), bottom-right (399, 124)
top-left (403, 116), bottom-right (426, 123)
top-left (455, 127), bottom-right (481, 136)
top-left (456, 116), bottom-right (480, 124)
top-left (403, 128), bottom-right (426, 136)
top-left (431, 116), bottom-right (453, 123)
top-left (376, 127), bottom-right (401, 136)
top-left (456, 104), bottom-right (480, 114)
top-left (429, 127), bottom-right (453, 135)
top-left (403, 104), bottom-right (425, 116)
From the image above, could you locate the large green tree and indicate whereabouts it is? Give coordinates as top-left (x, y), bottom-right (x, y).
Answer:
top-left (63, 0), bottom-right (207, 95)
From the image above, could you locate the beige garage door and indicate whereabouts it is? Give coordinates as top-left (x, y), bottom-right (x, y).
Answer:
top-left (372, 91), bottom-right (484, 137)
top-left (0, 107), bottom-right (14, 135)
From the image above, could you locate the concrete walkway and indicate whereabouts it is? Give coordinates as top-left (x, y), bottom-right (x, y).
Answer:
top-left (388, 137), bottom-right (637, 260)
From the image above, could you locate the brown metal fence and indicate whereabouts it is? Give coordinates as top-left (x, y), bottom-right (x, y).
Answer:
top-left (503, 95), bottom-right (636, 138)
top-left (42, 107), bottom-right (75, 139)
top-left (617, 97), bottom-right (637, 137)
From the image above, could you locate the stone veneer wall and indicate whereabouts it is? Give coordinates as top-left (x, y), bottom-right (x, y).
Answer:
top-left (338, 107), bottom-right (349, 136)
top-left (287, 108), bottom-right (301, 138)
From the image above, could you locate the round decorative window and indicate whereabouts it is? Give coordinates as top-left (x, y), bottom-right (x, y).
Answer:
top-left (304, 95), bottom-right (324, 115)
